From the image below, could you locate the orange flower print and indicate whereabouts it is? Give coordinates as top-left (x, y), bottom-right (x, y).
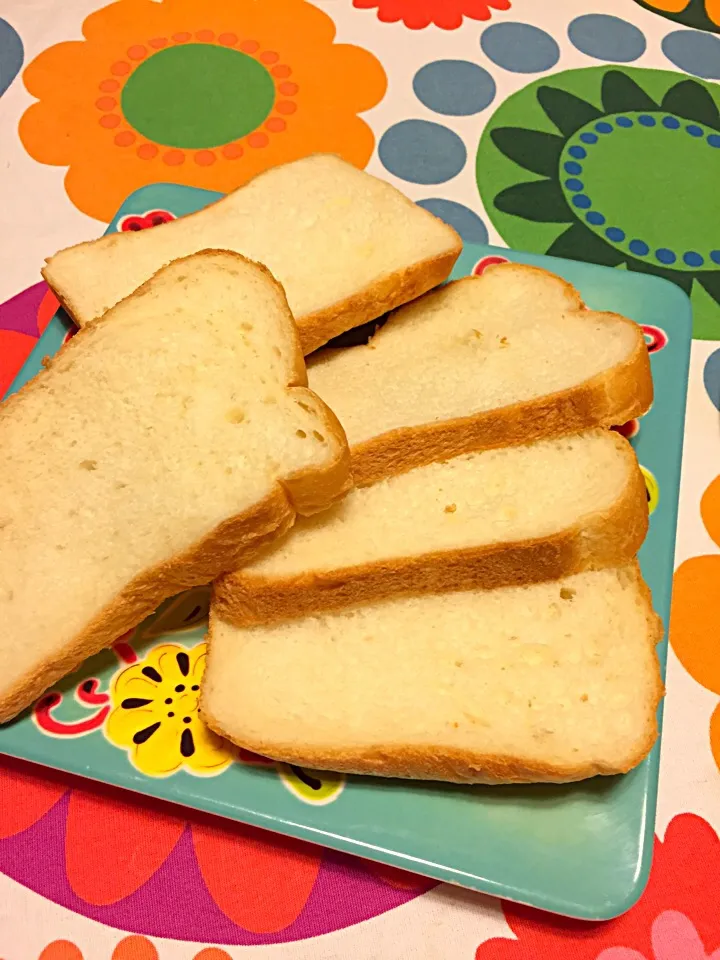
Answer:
top-left (632, 0), bottom-right (720, 30)
top-left (353, 0), bottom-right (511, 30)
top-left (670, 473), bottom-right (720, 772)
top-left (20, 0), bottom-right (386, 221)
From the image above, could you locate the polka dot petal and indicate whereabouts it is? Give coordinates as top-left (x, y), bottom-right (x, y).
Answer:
top-left (38, 943), bottom-right (84, 960)
top-left (413, 60), bottom-right (496, 116)
top-left (416, 198), bottom-right (488, 242)
top-left (0, 17), bottom-right (23, 97)
top-left (703, 348), bottom-right (720, 411)
top-left (480, 22), bottom-right (560, 73)
top-left (671, 555), bottom-right (720, 694)
top-left (568, 14), bottom-right (646, 63)
top-left (379, 119), bottom-right (466, 184)
top-left (662, 30), bottom-right (720, 80)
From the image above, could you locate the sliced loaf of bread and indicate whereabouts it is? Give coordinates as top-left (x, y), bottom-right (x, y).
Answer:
top-left (42, 155), bottom-right (462, 354)
top-left (204, 564), bottom-right (664, 783)
top-left (308, 264), bottom-right (653, 485)
top-left (214, 429), bottom-right (648, 626)
top-left (0, 250), bottom-right (351, 723)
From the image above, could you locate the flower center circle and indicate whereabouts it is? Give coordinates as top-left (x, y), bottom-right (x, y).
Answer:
top-left (121, 44), bottom-right (275, 149)
top-left (559, 112), bottom-right (720, 270)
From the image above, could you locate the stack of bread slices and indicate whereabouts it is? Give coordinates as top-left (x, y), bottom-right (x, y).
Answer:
top-left (0, 155), bottom-right (661, 785)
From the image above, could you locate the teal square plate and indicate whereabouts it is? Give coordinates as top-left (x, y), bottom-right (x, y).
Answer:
top-left (0, 184), bottom-right (691, 919)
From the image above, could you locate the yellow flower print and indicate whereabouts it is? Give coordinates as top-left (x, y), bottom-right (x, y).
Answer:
top-left (106, 641), bottom-right (233, 777)
top-left (277, 764), bottom-right (345, 805)
top-left (641, 465), bottom-right (660, 515)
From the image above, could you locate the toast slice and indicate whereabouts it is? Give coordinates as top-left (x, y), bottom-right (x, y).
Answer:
top-left (308, 264), bottom-right (653, 486)
top-left (42, 155), bottom-right (462, 354)
top-left (0, 250), bottom-right (351, 723)
top-left (214, 430), bottom-right (648, 626)
top-left (203, 564), bottom-right (664, 784)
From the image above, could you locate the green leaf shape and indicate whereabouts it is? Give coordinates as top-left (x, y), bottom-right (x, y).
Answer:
top-left (546, 222), bottom-right (625, 267)
top-left (493, 180), bottom-right (572, 223)
top-left (490, 127), bottom-right (566, 178)
top-left (697, 270), bottom-right (720, 307)
top-left (626, 257), bottom-right (694, 295)
top-left (601, 71), bottom-right (658, 115)
top-left (536, 86), bottom-right (602, 138)
top-left (661, 78), bottom-right (720, 131)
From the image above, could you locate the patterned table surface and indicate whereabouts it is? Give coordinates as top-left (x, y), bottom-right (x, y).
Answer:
top-left (1, 1), bottom-right (719, 957)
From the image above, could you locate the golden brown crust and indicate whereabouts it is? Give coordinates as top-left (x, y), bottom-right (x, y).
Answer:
top-left (340, 268), bottom-right (654, 486)
top-left (213, 433), bottom-right (648, 627)
top-left (203, 565), bottom-right (665, 784)
top-left (298, 248), bottom-right (461, 354)
top-left (41, 153), bottom-right (463, 356)
top-left (0, 249), bottom-right (352, 723)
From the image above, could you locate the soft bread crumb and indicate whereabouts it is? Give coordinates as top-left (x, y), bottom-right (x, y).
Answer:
top-left (203, 565), bottom-right (663, 784)
top-left (308, 267), bottom-right (649, 449)
top-left (0, 250), bottom-right (351, 722)
top-left (43, 155), bottom-right (461, 352)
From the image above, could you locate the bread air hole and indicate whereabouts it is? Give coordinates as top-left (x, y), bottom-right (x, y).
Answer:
top-left (313, 431), bottom-right (325, 443)
top-left (296, 429), bottom-right (307, 438)
top-left (560, 587), bottom-right (576, 601)
top-left (79, 460), bottom-right (97, 471)
top-left (226, 408), bottom-right (245, 424)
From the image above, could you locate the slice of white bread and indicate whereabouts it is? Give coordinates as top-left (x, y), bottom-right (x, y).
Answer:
top-left (203, 564), bottom-right (664, 783)
top-left (0, 250), bottom-right (351, 723)
top-left (308, 264), bottom-right (653, 486)
top-left (214, 430), bottom-right (648, 626)
top-left (42, 155), bottom-right (462, 355)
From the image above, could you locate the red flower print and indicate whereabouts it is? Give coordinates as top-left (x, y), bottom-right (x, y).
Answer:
top-left (352, 0), bottom-right (511, 30)
top-left (0, 329), bottom-right (37, 396)
top-left (0, 755), bottom-right (66, 839)
top-left (476, 814), bottom-right (720, 959)
top-left (117, 209), bottom-right (176, 232)
top-left (472, 254), bottom-right (510, 276)
top-left (641, 325), bottom-right (669, 354)
top-left (0, 754), bottom-right (431, 936)
top-left (36, 286), bottom-right (61, 334)
top-left (192, 818), bottom-right (320, 933)
top-left (37, 938), bottom-right (235, 960)
top-left (613, 419), bottom-right (640, 440)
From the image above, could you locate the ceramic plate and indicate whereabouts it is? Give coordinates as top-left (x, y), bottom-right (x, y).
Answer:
top-left (0, 183), bottom-right (691, 919)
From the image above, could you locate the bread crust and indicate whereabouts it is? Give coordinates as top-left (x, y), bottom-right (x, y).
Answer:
top-left (41, 154), bottom-right (462, 356)
top-left (314, 267), bottom-right (654, 486)
top-left (298, 249), bottom-right (461, 355)
top-left (213, 433), bottom-right (648, 627)
top-left (0, 250), bottom-right (352, 723)
top-left (203, 565), bottom-right (665, 784)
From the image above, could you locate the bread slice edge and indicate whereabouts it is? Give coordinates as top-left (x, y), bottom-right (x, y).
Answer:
top-left (202, 564), bottom-right (665, 784)
top-left (41, 154), bottom-right (463, 354)
top-left (213, 432), bottom-right (648, 627)
top-left (0, 250), bottom-right (352, 722)
top-left (314, 267), bottom-right (654, 486)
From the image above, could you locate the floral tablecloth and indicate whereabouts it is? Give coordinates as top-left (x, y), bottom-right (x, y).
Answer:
top-left (1, 0), bottom-right (720, 957)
